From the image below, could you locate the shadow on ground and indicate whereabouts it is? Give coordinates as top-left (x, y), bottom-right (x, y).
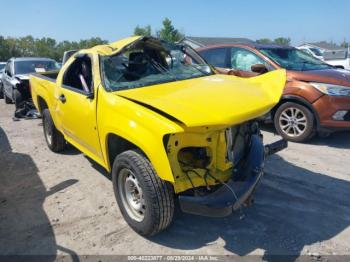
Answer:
top-left (0, 127), bottom-right (79, 260)
top-left (150, 154), bottom-right (350, 261)
top-left (261, 123), bottom-right (350, 149)
top-left (309, 131), bottom-right (350, 149)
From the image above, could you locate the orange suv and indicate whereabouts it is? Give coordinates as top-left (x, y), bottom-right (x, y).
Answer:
top-left (197, 44), bottom-right (350, 142)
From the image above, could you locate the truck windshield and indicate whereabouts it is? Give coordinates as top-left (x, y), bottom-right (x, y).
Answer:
top-left (14, 60), bottom-right (60, 75)
top-left (101, 38), bottom-right (213, 91)
top-left (259, 48), bottom-right (333, 71)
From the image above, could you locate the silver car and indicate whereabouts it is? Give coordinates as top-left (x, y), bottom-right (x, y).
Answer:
top-left (0, 62), bottom-right (6, 99)
top-left (2, 57), bottom-right (59, 104)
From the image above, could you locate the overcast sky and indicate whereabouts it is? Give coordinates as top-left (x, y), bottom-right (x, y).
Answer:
top-left (1, 0), bottom-right (349, 45)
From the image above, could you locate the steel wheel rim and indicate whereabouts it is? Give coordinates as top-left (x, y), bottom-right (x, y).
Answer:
top-left (279, 107), bottom-right (307, 137)
top-left (44, 117), bottom-right (53, 145)
top-left (118, 168), bottom-right (145, 222)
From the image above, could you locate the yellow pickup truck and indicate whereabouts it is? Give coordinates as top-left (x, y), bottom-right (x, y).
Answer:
top-left (30, 36), bottom-right (287, 236)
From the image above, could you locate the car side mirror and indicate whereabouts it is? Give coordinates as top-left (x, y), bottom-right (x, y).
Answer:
top-left (251, 64), bottom-right (268, 74)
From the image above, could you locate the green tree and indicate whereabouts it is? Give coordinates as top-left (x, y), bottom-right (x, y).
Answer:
top-left (0, 35), bottom-right (108, 62)
top-left (158, 18), bottom-right (183, 42)
top-left (340, 40), bottom-right (349, 48)
top-left (134, 25), bottom-right (152, 36)
top-left (273, 37), bottom-right (291, 46)
top-left (18, 36), bottom-right (35, 56)
top-left (256, 38), bottom-right (273, 44)
top-left (4, 37), bottom-right (22, 58)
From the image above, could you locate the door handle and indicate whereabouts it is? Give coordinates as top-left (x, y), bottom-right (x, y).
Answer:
top-left (58, 94), bottom-right (66, 103)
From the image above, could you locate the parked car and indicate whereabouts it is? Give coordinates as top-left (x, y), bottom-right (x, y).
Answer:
top-left (324, 49), bottom-right (350, 70)
top-left (296, 46), bottom-right (324, 61)
top-left (0, 62), bottom-right (6, 98)
top-left (198, 44), bottom-right (350, 142)
top-left (2, 58), bottom-right (60, 109)
top-left (62, 50), bottom-right (78, 65)
top-left (30, 36), bottom-right (287, 236)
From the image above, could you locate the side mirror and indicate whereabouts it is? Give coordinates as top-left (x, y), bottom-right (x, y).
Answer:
top-left (251, 64), bottom-right (268, 74)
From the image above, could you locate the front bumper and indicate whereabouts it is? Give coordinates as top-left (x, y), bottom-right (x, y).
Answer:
top-left (313, 95), bottom-right (350, 131)
top-left (179, 136), bottom-right (287, 217)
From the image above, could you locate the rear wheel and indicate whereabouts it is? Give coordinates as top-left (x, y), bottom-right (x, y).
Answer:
top-left (274, 102), bottom-right (315, 142)
top-left (112, 150), bottom-right (174, 236)
top-left (42, 109), bottom-right (66, 152)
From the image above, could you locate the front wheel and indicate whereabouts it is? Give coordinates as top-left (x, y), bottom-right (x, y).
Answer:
top-left (112, 150), bottom-right (174, 236)
top-left (4, 90), bottom-right (12, 104)
top-left (274, 102), bottom-right (316, 143)
top-left (0, 84), bottom-right (3, 99)
top-left (42, 109), bottom-right (66, 152)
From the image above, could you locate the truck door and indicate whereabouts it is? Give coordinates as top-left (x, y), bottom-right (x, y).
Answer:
top-left (56, 54), bottom-right (103, 163)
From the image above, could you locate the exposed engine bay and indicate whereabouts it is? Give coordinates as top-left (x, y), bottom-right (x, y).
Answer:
top-left (165, 121), bottom-right (261, 193)
top-left (13, 78), bottom-right (39, 119)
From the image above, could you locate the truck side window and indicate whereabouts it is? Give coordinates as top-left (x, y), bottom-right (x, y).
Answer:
top-left (63, 56), bottom-right (93, 93)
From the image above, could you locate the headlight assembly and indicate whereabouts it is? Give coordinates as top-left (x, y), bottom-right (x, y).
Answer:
top-left (311, 82), bottom-right (350, 97)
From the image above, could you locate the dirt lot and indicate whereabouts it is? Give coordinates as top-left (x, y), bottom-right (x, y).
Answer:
top-left (1, 100), bottom-right (350, 260)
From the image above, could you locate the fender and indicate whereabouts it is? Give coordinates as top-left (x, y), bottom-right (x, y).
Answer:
top-left (97, 89), bottom-right (184, 183)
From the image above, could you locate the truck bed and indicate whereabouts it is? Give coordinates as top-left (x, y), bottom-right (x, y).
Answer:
top-left (30, 70), bottom-right (59, 118)
top-left (31, 70), bottom-right (60, 82)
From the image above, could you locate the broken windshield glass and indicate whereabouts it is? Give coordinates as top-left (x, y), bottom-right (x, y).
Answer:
top-left (101, 38), bottom-right (213, 91)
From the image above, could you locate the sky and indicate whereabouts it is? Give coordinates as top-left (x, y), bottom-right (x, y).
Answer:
top-left (1, 0), bottom-right (349, 46)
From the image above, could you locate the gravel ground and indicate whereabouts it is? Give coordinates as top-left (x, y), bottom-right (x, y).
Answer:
top-left (1, 101), bottom-right (350, 260)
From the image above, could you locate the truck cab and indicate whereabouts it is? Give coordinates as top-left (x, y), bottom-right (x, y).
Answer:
top-left (30, 36), bottom-right (287, 236)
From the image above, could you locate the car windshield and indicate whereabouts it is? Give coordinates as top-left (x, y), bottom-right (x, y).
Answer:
top-left (0, 64), bottom-right (5, 70)
top-left (14, 60), bottom-right (60, 75)
top-left (310, 48), bottom-right (323, 56)
top-left (101, 38), bottom-right (213, 91)
top-left (259, 48), bottom-right (333, 71)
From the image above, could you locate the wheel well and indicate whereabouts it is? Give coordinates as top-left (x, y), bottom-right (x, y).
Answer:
top-left (107, 134), bottom-right (142, 169)
top-left (37, 96), bottom-right (48, 113)
top-left (271, 97), bottom-right (320, 128)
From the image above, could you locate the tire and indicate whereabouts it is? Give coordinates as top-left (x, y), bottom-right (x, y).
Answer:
top-left (0, 84), bottom-right (3, 99)
top-left (274, 102), bottom-right (316, 143)
top-left (42, 109), bottom-right (66, 152)
top-left (13, 89), bottom-right (22, 107)
top-left (112, 150), bottom-right (174, 236)
top-left (4, 91), bottom-right (12, 104)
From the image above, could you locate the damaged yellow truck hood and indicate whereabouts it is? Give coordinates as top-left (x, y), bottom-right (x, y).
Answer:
top-left (117, 69), bottom-right (286, 127)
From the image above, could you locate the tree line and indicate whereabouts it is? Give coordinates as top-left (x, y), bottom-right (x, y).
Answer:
top-left (0, 17), bottom-right (348, 62)
top-left (134, 18), bottom-right (184, 42)
top-left (135, 18), bottom-right (350, 49)
top-left (0, 18), bottom-right (183, 62)
top-left (0, 36), bottom-right (108, 62)
top-left (256, 37), bottom-right (349, 48)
